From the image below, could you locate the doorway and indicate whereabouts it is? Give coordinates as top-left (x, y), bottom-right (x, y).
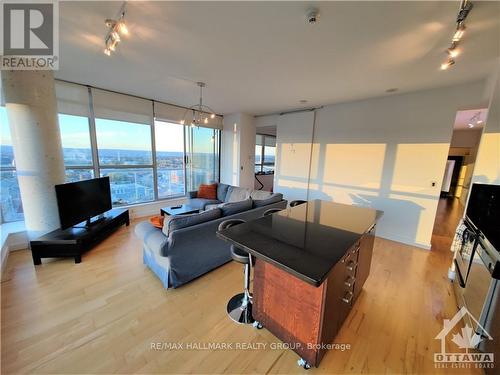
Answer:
top-left (431, 108), bottom-right (487, 253)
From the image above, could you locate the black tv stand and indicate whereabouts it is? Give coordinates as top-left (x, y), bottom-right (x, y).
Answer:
top-left (73, 215), bottom-right (106, 229)
top-left (30, 208), bottom-right (129, 265)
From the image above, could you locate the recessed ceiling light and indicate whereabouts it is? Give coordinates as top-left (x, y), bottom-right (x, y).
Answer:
top-left (386, 88), bottom-right (398, 93)
top-left (299, 99), bottom-right (308, 104)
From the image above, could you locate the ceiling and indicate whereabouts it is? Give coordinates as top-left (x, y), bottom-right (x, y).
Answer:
top-left (57, 1), bottom-right (500, 115)
top-left (453, 108), bottom-right (488, 130)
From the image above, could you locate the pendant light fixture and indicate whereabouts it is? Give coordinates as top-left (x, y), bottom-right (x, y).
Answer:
top-left (180, 82), bottom-right (217, 128)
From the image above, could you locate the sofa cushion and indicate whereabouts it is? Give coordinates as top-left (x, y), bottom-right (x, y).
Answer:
top-left (252, 192), bottom-right (283, 208)
top-left (221, 198), bottom-right (253, 216)
top-left (205, 203), bottom-right (224, 211)
top-left (250, 190), bottom-right (273, 200)
top-left (217, 183), bottom-right (230, 202)
top-left (225, 186), bottom-right (251, 203)
top-left (188, 198), bottom-right (221, 210)
top-left (197, 183), bottom-right (217, 199)
top-left (163, 208), bottom-right (222, 236)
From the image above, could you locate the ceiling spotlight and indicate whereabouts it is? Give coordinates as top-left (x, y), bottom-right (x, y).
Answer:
top-left (447, 47), bottom-right (460, 58)
top-left (111, 31), bottom-right (121, 42)
top-left (104, 48), bottom-right (111, 56)
top-left (440, 59), bottom-right (455, 70)
top-left (204, 117), bottom-right (209, 124)
top-left (452, 24), bottom-right (466, 42)
top-left (210, 113), bottom-right (216, 119)
top-left (468, 123), bottom-right (474, 128)
top-left (180, 119), bottom-right (185, 125)
top-left (477, 119), bottom-right (483, 124)
top-left (118, 21), bottom-right (129, 35)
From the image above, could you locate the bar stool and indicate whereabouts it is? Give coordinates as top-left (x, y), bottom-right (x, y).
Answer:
top-left (289, 200), bottom-right (307, 207)
top-left (263, 208), bottom-right (282, 217)
top-left (218, 219), bottom-right (254, 324)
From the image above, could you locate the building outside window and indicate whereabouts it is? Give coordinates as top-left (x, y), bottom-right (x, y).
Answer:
top-left (58, 113), bottom-right (95, 182)
top-left (95, 118), bottom-right (155, 205)
top-left (155, 120), bottom-right (185, 199)
top-left (0, 107), bottom-right (24, 223)
top-left (255, 134), bottom-right (276, 174)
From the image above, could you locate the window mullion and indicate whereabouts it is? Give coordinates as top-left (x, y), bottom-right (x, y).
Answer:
top-left (151, 103), bottom-right (159, 201)
top-left (87, 87), bottom-right (100, 178)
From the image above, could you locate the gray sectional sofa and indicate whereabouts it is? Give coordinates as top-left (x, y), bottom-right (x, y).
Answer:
top-left (135, 183), bottom-right (286, 289)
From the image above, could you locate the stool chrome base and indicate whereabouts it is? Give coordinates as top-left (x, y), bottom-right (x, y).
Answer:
top-left (227, 292), bottom-right (254, 324)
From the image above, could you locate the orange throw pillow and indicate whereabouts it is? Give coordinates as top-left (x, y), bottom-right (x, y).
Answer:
top-left (149, 215), bottom-right (164, 229)
top-left (198, 183), bottom-right (217, 199)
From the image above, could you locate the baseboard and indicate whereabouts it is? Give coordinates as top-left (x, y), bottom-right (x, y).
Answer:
top-left (1, 231), bottom-right (29, 275)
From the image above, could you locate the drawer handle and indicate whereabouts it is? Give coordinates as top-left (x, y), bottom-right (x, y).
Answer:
top-left (344, 277), bottom-right (355, 288)
top-left (346, 261), bottom-right (357, 272)
top-left (342, 291), bottom-right (353, 304)
top-left (351, 246), bottom-right (360, 255)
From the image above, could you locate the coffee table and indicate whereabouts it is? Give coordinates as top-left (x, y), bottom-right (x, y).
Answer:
top-left (161, 204), bottom-right (200, 216)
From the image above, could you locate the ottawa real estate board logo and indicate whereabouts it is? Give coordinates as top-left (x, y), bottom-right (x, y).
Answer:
top-left (434, 306), bottom-right (494, 370)
top-left (0, 1), bottom-right (59, 70)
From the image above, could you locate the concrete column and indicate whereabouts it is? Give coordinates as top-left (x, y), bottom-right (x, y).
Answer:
top-left (1, 70), bottom-right (65, 237)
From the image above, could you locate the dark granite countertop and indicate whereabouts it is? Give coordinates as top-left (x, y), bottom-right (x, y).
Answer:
top-left (217, 200), bottom-right (380, 286)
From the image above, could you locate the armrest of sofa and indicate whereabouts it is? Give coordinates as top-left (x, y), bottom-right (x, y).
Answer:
top-left (188, 190), bottom-right (198, 198)
top-left (134, 221), bottom-right (170, 256)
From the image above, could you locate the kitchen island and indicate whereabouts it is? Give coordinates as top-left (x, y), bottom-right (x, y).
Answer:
top-left (217, 200), bottom-right (381, 368)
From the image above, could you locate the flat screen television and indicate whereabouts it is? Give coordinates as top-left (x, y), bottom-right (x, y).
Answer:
top-left (466, 183), bottom-right (500, 250)
top-left (55, 177), bottom-right (112, 229)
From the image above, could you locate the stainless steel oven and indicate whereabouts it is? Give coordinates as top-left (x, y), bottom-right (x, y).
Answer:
top-left (461, 236), bottom-right (500, 374)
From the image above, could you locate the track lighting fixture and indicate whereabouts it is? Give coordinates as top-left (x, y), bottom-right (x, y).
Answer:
top-left (104, 2), bottom-right (129, 56)
top-left (441, 59), bottom-right (455, 70)
top-left (440, 1), bottom-right (473, 70)
top-left (467, 111), bottom-right (483, 128)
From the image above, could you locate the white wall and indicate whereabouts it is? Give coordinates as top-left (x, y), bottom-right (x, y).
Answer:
top-left (272, 80), bottom-right (489, 249)
top-left (471, 69), bottom-right (500, 186)
top-left (450, 129), bottom-right (483, 148)
top-left (274, 111), bottom-right (315, 201)
top-left (220, 113), bottom-right (256, 189)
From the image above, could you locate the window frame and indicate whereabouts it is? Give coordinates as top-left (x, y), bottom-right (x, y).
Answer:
top-left (58, 86), bottom-right (221, 207)
top-left (255, 133), bottom-right (276, 174)
top-left (1, 107), bottom-right (24, 223)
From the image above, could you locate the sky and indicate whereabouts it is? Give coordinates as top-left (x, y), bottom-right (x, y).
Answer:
top-left (1, 108), bottom-right (215, 153)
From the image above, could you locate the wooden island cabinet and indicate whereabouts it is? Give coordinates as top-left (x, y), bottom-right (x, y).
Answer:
top-left (218, 200), bottom-right (380, 368)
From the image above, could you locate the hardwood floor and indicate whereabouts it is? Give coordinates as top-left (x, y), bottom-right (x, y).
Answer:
top-left (1, 201), bottom-right (478, 374)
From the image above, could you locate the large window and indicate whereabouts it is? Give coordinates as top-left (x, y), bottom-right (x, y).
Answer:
top-left (58, 113), bottom-right (95, 182)
top-left (0, 107), bottom-right (24, 223)
top-left (3, 83), bottom-right (222, 220)
top-left (155, 120), bottom-right (185, 198)
top-left (95, 118), bottom-right (154, 205)
top-left (186, 126), bottom-right (220, 191)
top-left (255, 134), bottom-right (276, 174)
